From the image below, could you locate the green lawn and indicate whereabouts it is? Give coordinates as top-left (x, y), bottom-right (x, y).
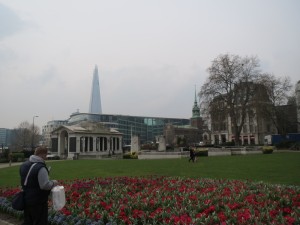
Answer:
top-left (0, 152), bottom-right (299, 188)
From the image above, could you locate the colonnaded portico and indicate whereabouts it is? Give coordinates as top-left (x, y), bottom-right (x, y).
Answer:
top-left (50, 121), bottom-right (123, 159)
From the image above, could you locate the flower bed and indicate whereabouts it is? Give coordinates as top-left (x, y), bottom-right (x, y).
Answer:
top-left (1, 176), bottom-right (300, 224)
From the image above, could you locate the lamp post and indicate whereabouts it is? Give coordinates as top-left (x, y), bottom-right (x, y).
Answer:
top-left (32, 115), bottom-right (39, 151)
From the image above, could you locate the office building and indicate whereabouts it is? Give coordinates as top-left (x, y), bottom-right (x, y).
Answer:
top-left (0, 128), bottom-right (11, 149)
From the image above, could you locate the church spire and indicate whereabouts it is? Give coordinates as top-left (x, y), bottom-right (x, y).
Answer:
top-left (192, 85), bottom-right (200, 118)
top-left (194, 85), bottom-right (197, 104)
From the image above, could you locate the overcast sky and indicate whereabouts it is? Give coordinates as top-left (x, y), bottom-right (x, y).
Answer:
top-left (1, 0), bottom-right (300, 130)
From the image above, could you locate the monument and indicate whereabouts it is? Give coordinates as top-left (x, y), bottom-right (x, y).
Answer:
top-left (131, 135), bottom-right (140, 153)
top-left (157, 135), bottom-right (166, 151)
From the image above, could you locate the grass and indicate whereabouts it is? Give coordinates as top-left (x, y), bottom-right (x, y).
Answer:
top-left (0, 152), bottom-right (299, 188)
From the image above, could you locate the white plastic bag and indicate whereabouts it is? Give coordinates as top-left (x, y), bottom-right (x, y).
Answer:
top-left (51, 186), bottom-right (66, 211)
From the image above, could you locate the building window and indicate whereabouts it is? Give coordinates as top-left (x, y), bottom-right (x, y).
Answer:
top-left (243, 136), bottom-right (249, 145)
top-left (214, 135), bottom-right (219, 145)
top-left (221, 134), bottom-right (226, 143)
top-left (69, 137), bottom-right (76, 152)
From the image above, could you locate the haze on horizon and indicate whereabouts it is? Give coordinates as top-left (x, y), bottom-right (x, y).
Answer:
top-left (0, 0), bottom-right (299, 129)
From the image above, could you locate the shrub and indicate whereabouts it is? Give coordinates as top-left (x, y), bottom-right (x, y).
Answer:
top-left (2, 149), bottom-right (10, 159)
top-left (0, 152), bottom-right (24, 162)
top-left (123, 151), bottom-right (138, 159)
top-left (11, 153), bottom-right (24, 162)
top-left (262, 146), bottom-right (274, 154)
top-left (222, 141), bottom-right (235, 146)
top-left (21, 150), bottom-right (34, 158)
top-left (47, 155), bottom-right (60, 160)
top-left (0, 158), bottom-right (8, 163)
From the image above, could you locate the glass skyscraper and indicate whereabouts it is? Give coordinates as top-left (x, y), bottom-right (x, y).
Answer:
top-left (89, 65), bottom-right (102, 114)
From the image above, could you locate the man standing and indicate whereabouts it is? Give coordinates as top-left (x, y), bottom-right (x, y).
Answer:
top-left (20, 146), bottom-right (58, 225)
top-left (188, 147), bottom-right (195, 162)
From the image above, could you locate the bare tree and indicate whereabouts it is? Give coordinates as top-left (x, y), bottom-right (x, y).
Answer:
top-left (200, 54), bottom-right (261, 145)
top-left (10, 121), bottom-right (41, 151)
top-left (256, 74), bottom-right (293, 134)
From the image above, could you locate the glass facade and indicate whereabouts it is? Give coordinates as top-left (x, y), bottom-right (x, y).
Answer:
top-left (68, 113), bottom-right (190, 145)
top-left (0, 128), bottom-right (11, 148)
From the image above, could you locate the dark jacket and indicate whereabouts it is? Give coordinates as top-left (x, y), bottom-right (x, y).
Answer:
top-left (20, 160), bottom-right (51, 206)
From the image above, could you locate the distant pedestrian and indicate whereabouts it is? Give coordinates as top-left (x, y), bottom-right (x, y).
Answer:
top-left (188, 148), bottom-right (195, 162)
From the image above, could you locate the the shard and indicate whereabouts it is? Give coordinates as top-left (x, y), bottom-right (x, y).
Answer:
top-left (89, 65), bottom-right (102, 114)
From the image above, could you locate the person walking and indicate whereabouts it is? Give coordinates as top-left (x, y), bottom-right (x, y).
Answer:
top-left (19, 146), bottom-right (58, 225)
top-left (188, 147), bottom-right (195, 162)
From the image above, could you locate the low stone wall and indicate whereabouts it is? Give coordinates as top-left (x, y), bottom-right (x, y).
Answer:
top-left (74, 147), bottom-right (264, 160)
top-left (138, 151), bottom-right (188, 159)
top-left (208, 149), bottom-right (231, 156)
top-left (229, 147), bottom-right (262, 156)
top-left (138, 147), bottom-right (263, 159)
top-left (75, 152), bottom-right (123, 160)
top-left (206, 147), bottom-right (262, 156)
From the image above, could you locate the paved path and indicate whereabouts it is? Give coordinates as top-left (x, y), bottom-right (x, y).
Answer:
top-left (0, 220), bottom-right (14, 225)
top-left (0, 162), bottom-right (22, 169)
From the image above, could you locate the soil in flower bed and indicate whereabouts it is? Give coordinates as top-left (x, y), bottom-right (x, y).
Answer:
top-left (0, 212), bottom-right (22, 225)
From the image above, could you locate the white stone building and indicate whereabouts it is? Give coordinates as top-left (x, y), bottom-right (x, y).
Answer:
top-left (50, 121), bottom-right (122, 159)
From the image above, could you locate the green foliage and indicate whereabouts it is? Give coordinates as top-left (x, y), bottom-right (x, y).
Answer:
top-left (222, 141), bottom-right (235, 146)
top-left (123, 151), bottom-right (138, 159)
top-left (0, 158), bottom-right (8, 163)
top-left (0, 151), bottom-right (24, 162)
top-left (262, 146), bottom-right (274, 154)
top-left (194, 148), bottom-right (208, 157)
top-left (11, 153), bottom-right (24, 162)
top-left (2, 149), bottom-right (10, 159)
top-left (21, 150), bottom-right (34, 158)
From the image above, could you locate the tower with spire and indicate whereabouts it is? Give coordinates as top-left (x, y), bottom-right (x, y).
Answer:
top-left (192, 86), bottom-right (200, 118)
top-left (89, 65), bottom-right (102, 114)
top-left (191, 86), bottom-right (202, 128)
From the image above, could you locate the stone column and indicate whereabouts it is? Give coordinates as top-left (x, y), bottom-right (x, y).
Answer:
top-left (107, 136), bottom-right (110, 153)
top-left (119, 137), bottom-right (122, 151)
top-left (93, 136), bottom-right (96, 152)
top-left (83, 137), bottom-right (86, 152)
top-left (76, 136), bottom-right (80, 153)
top-left (57, 132), bottom-right (61, 156)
